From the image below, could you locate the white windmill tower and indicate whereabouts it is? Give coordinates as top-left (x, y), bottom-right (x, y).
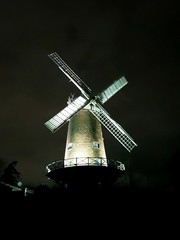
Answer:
top-left (45, 52), bottom-right (137, 191)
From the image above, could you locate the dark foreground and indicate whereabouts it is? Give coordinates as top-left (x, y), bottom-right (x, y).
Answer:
top-left (0, 183), bottom-right (179, 239)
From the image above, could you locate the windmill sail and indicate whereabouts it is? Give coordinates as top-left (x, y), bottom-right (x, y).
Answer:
top-left (45, 95), bottom-right (89, 133)
top-left (45, 51), bottom-right (137, 153)
top-left (48, 52), bottom-right (91, 99)
top-left (97, 76), bottom-right (128, 104)
top-left (89, 101), bottom-right (137, 152)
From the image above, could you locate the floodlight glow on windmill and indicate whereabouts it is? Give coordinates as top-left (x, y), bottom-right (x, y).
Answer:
top-left (45, 52), bottom-right (137, 175)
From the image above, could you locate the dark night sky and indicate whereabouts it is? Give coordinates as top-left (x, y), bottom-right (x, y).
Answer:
top-left (0, 0), bottom-right (179, 188)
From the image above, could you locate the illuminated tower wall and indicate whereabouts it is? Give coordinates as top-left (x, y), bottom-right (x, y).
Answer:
top-left (64, 109), bottom-right (107, 167)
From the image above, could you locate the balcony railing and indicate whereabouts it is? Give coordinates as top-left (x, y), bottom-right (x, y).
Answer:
top-left (46, 157), bottom-right (125, 173)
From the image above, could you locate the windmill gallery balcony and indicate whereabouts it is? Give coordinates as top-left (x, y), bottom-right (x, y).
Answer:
top-left (45, 158), bottom-right (126, 190)
top-left (46, 157), bottom-right (125, 172)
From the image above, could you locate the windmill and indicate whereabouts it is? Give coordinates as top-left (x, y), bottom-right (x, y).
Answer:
top-left (45, 52), bottom-right (137, 191)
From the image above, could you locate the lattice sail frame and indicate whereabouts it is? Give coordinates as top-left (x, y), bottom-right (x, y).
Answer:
top-left (48, 52), bottom-right (91, 99)
top-left (88, 101), bottom-right (137, 152)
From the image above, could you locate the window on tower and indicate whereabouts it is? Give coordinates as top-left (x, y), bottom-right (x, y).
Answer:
top-left (93, 142), bottom-right (100, 149)
top-left (67, 143), bottom-right (73, 150)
